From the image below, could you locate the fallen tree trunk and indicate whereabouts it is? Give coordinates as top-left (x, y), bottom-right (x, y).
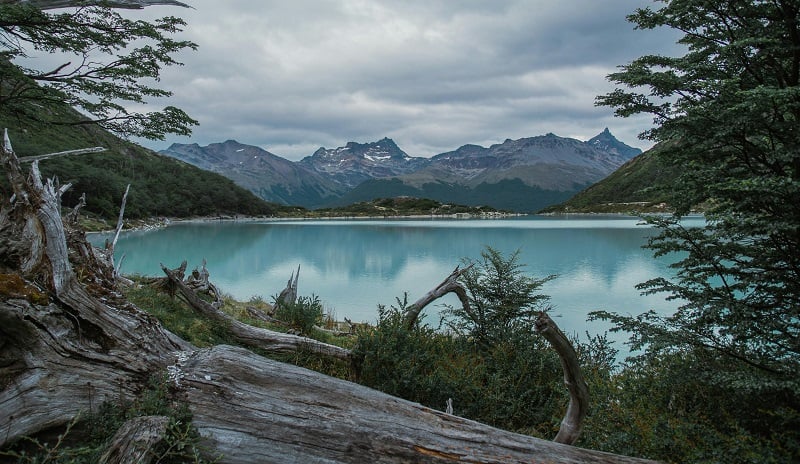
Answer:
top-left (98, 416), bottom-right (169, 464)
top-left (179, 345), bottom-right (657, 464)
top-left (161, 263), bottom-right (352, 361)
top-left (0, 131), bottom-right (659, 463)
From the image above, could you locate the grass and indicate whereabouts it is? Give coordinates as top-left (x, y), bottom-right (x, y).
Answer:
top-left (123, 278), bottom-right (357, 379)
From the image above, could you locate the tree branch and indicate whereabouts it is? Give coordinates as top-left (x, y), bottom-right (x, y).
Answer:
top-left (535, 311), bottom-right (590, 445)
top-left (405, 264), bottom-right (473, 329)
top-left (160, 264), bottom-right (352, 361)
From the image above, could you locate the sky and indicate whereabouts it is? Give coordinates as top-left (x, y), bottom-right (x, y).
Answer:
top-left (123, 0), bottom-right (681, 161)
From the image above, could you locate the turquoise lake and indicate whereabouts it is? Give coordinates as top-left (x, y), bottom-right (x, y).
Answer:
top-left (90, 215), bottom-right (702, 348)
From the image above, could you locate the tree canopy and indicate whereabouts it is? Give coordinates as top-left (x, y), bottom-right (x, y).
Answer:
top-left (0, 0), bottom-right (196, 139)
top-left (594, 0), bottom-right (800, 458)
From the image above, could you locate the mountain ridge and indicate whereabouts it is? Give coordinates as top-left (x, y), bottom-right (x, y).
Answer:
top-left (160, 130), bottom-right (642, 212)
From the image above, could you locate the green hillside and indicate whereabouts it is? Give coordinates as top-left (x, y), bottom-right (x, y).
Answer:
top-left (329, 177), bottom-right (579, 213)
top-left (540, 144), bottom-right (680, 213)
top-left (1, 100), bottom-right (280, 220)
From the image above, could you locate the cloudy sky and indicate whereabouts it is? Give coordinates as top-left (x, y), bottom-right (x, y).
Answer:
top-left (127, 1), bottom-right (680, 160)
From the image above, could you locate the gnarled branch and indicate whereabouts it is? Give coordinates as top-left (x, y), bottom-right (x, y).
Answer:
top-left (536, 311), bottom-right (590, 445)
top-left (161, 263), bottom-right (352, 361)
top-left (405, 264), bottom-right (473, 329)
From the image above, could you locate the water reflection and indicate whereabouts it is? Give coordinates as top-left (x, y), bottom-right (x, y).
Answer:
top-left (91, 216), bottom-right (690, 344)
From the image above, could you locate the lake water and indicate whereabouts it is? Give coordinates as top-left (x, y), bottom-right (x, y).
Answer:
top-left (90, 215), bottom-right (701, 347)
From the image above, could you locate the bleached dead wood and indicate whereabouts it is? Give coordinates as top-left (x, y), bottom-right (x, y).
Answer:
top-left (107, 184), bottom-right (130, 256)
top-left (274, 264), bottom-right (300, 311)
top-left (536, 311), bottom-right (590, 445)
top-left (161, 263), bottom-right (352, 361)
top-left (98, 416), bottom-right (169, 464)
top-left (180, 345), bottom-right (659, 464)
top-left (19, 147), bottom-right (106, 163)
top-left (405, 264), bottom-right (472, 329)
top-left (66, 192), bottom-right (86, 225)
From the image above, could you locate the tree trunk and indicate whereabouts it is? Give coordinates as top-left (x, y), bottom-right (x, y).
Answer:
top-left (161, 264), bottom-right (352, 361)
top-left (98, 416), bottom-right (169, 464)
top-left (0, 131), bottom-right (659, 463)
top-left (179, 345), bottom-right (658, 464)
top-left (536, 311), bottom-right (590, 444)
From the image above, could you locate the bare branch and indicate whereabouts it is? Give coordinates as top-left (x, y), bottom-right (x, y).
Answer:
top-left (535, 311), bottom-right (590, 445)
top-left (161, 263), bottom-right (352, 361)
top-left (405, 264), bottom-right (473, 329)
top-left (18, 147), bottom-right (106, 163)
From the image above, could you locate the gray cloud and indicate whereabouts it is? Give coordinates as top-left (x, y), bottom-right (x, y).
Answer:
top-left (126, 0), bottom-right (681, 160)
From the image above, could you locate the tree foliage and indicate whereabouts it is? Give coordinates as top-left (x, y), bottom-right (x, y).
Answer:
top-left (0, 2), bottom-right (197, 139)
top-left (443, 247), bottom-right (556, 347)
top-left (594, 0), bottom-right (800, 460)
top-left (354, 306), bottom-right (566, 436)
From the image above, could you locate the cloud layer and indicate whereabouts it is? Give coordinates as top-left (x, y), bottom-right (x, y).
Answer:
top-left (130, 1), bottom-right (681, 160)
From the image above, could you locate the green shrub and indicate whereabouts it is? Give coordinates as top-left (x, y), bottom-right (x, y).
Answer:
top-left (273, 295), bottom-right (324, 336)
top-left (442, 247), bottom-right (555, 348)
top-left (353, 300), bottom-right (567, 436)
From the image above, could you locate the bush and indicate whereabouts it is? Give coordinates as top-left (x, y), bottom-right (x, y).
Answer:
top-left (273, 295), bottom-right (324, 335)
top-left (442, 247), bottom-right (555, 348)
top-left (353, 249), bottom-right (568, 437)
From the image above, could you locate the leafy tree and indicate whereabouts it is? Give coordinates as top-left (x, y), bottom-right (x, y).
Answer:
top-left (443, 247), bottom-right (555, 347)
top-left (0, 1), bottom-right (196, 139)
top-left (594, 0), bottom-right (800, 460)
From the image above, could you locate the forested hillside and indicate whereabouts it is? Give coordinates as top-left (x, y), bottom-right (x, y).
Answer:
top-left (541, 144), bottom-right (681, 213)
top-left (0, 101), bottom-right (279, 219)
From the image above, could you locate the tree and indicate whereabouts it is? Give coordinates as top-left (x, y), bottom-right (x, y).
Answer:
top-left (0, 0), bottom-right (197, 139)
top-left (594, 0), bottom-right (800, 458)
top-left (444, 247), bottom-right (556, 347)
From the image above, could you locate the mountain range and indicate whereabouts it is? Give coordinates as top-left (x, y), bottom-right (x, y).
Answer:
top-left (160, 128), bottom-right (642, 212)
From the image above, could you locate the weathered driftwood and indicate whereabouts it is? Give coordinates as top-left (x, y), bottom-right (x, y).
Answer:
top-left (405, 264), bottom-right (472, 329)
top-left (107, 184), bottom-right (130, 257)
top-left (0, 131), bottom-right (659, 463)
top-left (274, 264), bottom-right (300, 312)
top-left (536, 311), bottom-right (590, 445)
top-left (98, 416), bottom-right (169, 464)
top-left (161, 263), bottom-right (352, 361)
top-left (179, 345), bottom-right (658, 464)
top-left (66, 192), bottom-right (86, 225)
top-left (0, 132), bottom-right (188, 444)
top-left (19, 147), bottom-right (106, 163)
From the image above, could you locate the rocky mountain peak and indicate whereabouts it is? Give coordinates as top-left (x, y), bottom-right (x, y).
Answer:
top-left (587, 128), bottom-right (642, 159)
top-left (299, 138), bottom-right (427, 188)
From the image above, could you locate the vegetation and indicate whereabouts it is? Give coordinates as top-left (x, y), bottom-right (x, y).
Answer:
top-left (0, 2), bottom-right (196, 139)
top-left (588, 0), bottom-right (800, 461)
top-left (273, 294), bottom-right (325, 336)
top-left (540, 144), bottom-right (681, 214)
top-left (336, 177), bottom-right (577, 213)
top-left (441, 247), bottom-right (555, 347)
top-left (353, 248), bottom-right (566, 437)
top-left (0, 374), bottom-right (215, 463)
top-left (312, 196), bottom-right (513, 217)
top-left (0, 95), bottom-right (282, 220)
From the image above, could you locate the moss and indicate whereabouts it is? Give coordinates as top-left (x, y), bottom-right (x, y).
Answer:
top-left (0, 273), bottom-right (49, 305)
